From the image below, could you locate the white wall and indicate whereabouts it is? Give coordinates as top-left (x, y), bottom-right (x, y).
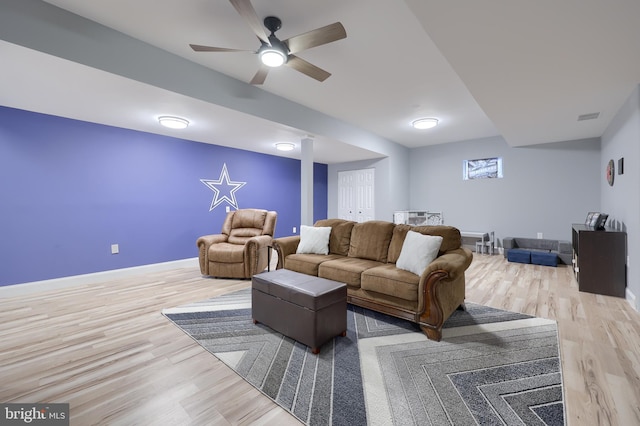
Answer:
top-left (601, 84), bottom-right (640, 308)
top-left (407, 135), bottom-right (601, 245)
top-left (328, 145), bottom-right (410, 222)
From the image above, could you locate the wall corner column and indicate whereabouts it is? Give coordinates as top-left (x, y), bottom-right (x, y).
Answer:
top-left (301, 136), bottom-right (314, 226)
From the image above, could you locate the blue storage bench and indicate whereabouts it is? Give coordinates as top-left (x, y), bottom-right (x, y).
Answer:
top-left (531, 251), bottom-right (558, 267)
top-left (507, 249), bottom-right (531, 264)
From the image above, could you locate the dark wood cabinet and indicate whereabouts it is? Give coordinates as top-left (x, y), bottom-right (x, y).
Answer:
top-left (572, 224), bottom-right (626, 297)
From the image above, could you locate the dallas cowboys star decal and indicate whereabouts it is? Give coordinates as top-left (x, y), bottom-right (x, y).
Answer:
top-left (200, 163), bottom-right (247, 211)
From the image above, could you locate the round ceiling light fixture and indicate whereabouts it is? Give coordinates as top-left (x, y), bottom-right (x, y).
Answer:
top-left (275, 142), bottom-right (295, 151)
top-left (158, 116), bottom-right (189, 129)
top-left (260, 47), bottom-right (287, 67)
top-left (411, 118), bottom-right (439, 130)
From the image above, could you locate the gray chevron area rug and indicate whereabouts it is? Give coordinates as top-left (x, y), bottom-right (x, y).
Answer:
top-left (163, 288), bottom-right (565, 425)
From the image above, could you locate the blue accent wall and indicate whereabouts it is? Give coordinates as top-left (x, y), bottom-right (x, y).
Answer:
top-left (0, 106), bottom-right (327, 286)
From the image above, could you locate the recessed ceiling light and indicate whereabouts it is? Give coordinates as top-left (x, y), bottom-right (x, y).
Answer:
top-left (275, 142), bottom-right (295, 151)
top-left (412, 118), bottom-right (439, 130)
top-left (158, 116), bottom-right (189, 129)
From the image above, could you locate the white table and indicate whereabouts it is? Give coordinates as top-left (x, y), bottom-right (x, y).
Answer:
top-left (460, 231), bottom-right (493, 254)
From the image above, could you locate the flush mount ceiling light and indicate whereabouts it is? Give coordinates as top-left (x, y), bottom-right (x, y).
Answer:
top-left (275, 142), bottom-right (295, 151)
top-left (158, 116), bottom-right (189, 129)
top-left (412, 118), bottom-right (439, 130)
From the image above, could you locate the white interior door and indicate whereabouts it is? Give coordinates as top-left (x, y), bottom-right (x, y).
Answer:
top-left (338, 168), bottom-right (375, 222)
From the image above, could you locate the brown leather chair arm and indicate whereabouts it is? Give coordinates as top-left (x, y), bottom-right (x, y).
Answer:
top-left (272, 236), bottom-right (301, 269)
top-left (244, 235), bottom-right (274, 276)
top-left (196, 234), bottom-right (228, 275)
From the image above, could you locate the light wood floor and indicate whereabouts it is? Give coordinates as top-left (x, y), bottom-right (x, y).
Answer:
top-left (1, 255), bottom-right (638, 425)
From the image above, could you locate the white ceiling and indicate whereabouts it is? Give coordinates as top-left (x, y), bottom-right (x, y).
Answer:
top-left (2, 0), bottom-right (639, 163)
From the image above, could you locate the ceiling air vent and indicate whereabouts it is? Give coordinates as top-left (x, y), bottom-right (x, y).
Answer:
top-left (577, 112), bottom-right (600, 121)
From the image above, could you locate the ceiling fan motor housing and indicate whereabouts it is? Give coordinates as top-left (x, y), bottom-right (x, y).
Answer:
top-left (264, 16), bottom-right (282, 34)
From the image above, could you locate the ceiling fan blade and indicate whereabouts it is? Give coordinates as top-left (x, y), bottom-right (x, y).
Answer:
top-left (284, 22), bottom-right (346, 54)
top-left (190, 44), bottom-right (251, 53)
top-left (250, 64), bottom-right (270, 85)
top-left (286, 55), bottom-right (331, 82)
top-left (229, 0), bottom-right (269, 44)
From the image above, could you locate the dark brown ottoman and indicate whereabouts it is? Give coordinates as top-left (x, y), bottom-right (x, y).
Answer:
top-left (251, 269), bottom-right (347, 354)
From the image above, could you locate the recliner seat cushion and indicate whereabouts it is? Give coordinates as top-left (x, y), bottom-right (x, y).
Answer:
top-left (208, 243), bottom-right (245, 263)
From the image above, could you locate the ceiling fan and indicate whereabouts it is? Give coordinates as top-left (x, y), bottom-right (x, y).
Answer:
top-left (189, 0), bottom-right (347, 85)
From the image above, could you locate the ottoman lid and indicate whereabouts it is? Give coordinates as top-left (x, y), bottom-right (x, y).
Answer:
top-left (253, 269), bottom-right (346, 311)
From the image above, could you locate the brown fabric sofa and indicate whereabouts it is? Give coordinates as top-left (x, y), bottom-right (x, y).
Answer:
top-left (197, 209), bottom-right (277, 279)
top-left (273, 219), bottom-right (473, 341)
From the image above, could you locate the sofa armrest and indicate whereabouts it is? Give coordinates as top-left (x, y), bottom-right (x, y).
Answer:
top-left (503, 237), bottom-right (515, 250)
top-left (558, 240), bottom-right (572, 254)
top-left (416, 247), bottom-right (473, 340)
top-left (272, 236), bottom-right (301, 269)
top-left (196, 234), bottom-right (228, 275)
top-left (421, 248), bottom-right (473, 282)
top-left (502, 237), bottom-right (515, 258)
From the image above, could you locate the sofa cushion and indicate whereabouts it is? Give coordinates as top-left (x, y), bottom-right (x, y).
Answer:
top-left (318, 257), bottom-right (384, 288)
top-left (314, 219), bottom-right (355, 255)
top-left (411, 226), bottom-right (462, 254)
top-left (507, 249), bottom-right (531, 264)
top-left (396, 231), bottom-right (443, 276)
top-left (387, 224), bottom-right (412, 263)
top-left (296, 225), bottom-right (331, 254)
top-left (531, 251), bottom-right (558, 267)
top-left (348, 221), bottom-right (395, 262)
top-left (284, 254), bottom-right (343, 276)
top-left (513, 237), bottom-right (558, 251)
top-left (388, 225), bottom-right (462, 263)
top-left (361, 264), bottom-right (419, 302)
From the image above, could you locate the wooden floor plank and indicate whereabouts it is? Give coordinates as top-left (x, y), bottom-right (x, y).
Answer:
top-left (1, 254), bottom-right (638, 425)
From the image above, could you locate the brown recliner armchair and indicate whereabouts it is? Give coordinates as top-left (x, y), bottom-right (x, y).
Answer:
top-left (197, 209), bottom-right (277, 279)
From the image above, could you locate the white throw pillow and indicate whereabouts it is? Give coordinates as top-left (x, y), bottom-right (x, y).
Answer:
top-left (296, 225), bottom-right (332, 255)
top-left (396, 231), bottom-right (443, 276)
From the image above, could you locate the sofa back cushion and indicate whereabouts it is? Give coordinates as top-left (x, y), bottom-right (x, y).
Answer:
top-left (387, 224), bottom-right (412, 263)
top-left (314, 219), bottom-right (356, 256)
top-left (514, 237), bottom-right (558, 251)
top-left (348, 221), bottom-right (395, 262)
top-left (388, 224), bottom-right (462, 263)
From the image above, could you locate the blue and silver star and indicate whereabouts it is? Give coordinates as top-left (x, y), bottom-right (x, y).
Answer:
top-left (200, 163), bottom-right (247, 211)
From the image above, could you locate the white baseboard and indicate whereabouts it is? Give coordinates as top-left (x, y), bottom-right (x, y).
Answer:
top-left (626, 288), bottom-right (638, 312)
top-left (0, 258), bottom-right (199, 299)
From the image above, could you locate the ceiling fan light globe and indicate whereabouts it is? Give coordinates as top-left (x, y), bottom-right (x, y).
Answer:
top-left (260, 49), bottom-right (287, 67)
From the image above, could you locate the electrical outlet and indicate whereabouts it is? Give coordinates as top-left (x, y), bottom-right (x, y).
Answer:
top-left (111, 244), bottom-right (119, 254)
top-left (293, 227), bottom-right (297, 234)
top-left (537, 232), bottom-right (543, 239)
